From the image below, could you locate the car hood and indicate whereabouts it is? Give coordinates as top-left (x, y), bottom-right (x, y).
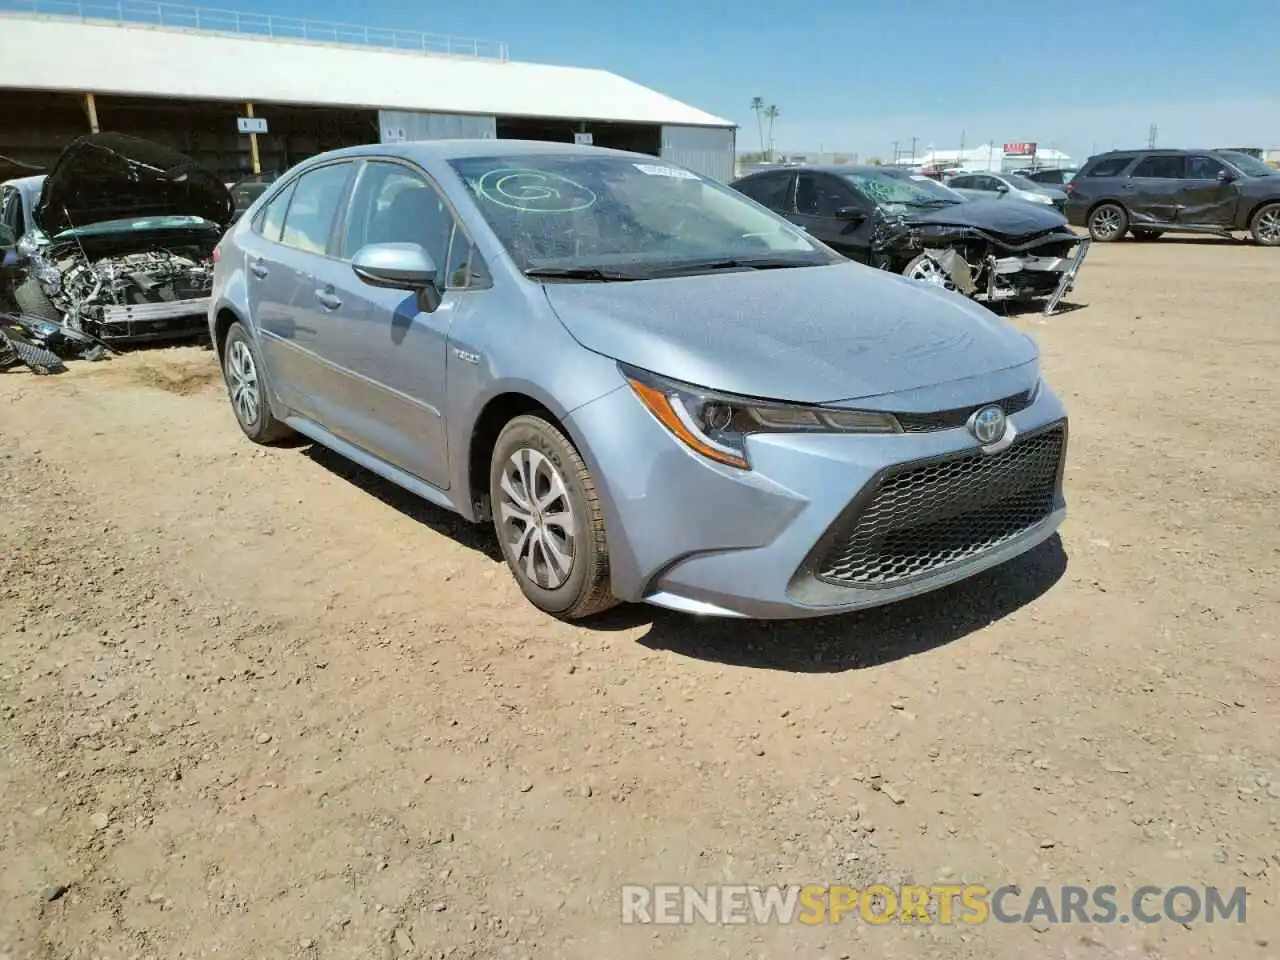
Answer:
top-left (911, 198), bottom-right (1068, 235)
top-left (34, 132), bottom-right (233, 236)
top-left (541, 262), bottom-right (1037, 404)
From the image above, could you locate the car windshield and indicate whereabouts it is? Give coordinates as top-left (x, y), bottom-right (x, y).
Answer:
top-left (837, 169), bottom-right (963, 209)
top-left (448, 154), bottom-right (834, 277)
top-left (1220, 152), bottom-right (1274, 177)
top-left (1003, 173), bottom-right (1047, 192)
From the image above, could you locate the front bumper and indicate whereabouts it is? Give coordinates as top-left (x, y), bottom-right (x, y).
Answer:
top-left (89, 297), bottom-right (211, 342)
top-left (567, 374), bottom-right (1068, 620)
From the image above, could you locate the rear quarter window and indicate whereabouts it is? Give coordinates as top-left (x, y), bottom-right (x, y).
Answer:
top-left (1085, 157), bottom-right (1134, 178)
top-left (1085, 158), bottom-right (1136, 179)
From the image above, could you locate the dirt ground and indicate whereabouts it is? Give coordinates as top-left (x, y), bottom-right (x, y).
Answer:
top-left (1, 239), bottom-right (1277, 960)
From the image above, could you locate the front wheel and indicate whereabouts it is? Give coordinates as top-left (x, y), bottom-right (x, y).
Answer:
top-left (902, 253), bottom-right (957, 291)
top-left (1249, 202), bottom-right (1280, 246)
top-left (1088, 203), bottom-right (1128, 242)
top-left (489, 414), bottom-right (617, 620)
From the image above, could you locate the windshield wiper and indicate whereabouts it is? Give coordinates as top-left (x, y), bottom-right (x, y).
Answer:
top-left (646, 257), bottom-right (817, 277)
top-left (524, 266), bottom-right (639, 282)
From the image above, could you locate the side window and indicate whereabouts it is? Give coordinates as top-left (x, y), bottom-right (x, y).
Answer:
top-left (1185, 156), bottom-right (1226, 180)
top-left (342, 161), bottom-right (454, 274)
top-left (1086, 157), bottom-right (1133, 178)
top-left (257, 179), bottom-right (297, 243)
top-left (736, 174), bottom-right (793, 211)
top-left (950, 175), bottom-right (975, 189)
top-left (795, 173), bottom-right (854, 217)
top-left (280, 162), bottom-right (353, 255)
top-left (1131, 156), bottom-right (1184, 179)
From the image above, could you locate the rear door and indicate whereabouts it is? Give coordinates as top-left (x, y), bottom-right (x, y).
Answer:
top-left (1177, 155), bottom-right (1239, 227)
top-left (246, 161), bottom-right (356, 418)
top-left (792, 171), bottom-right (873, 261)
top-left (1124, 155), bottom-right (1184, 226)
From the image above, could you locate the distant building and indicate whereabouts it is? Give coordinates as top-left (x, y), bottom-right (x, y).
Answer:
top-left (0, 2), bottom-right (736, 181)
top-left (913, 143), bottom-right (1074, 174)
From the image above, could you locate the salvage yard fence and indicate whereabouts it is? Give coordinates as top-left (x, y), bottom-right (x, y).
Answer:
top-left (0, 0), bottom-right (511, 61)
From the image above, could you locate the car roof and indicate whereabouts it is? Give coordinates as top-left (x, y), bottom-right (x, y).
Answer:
top-left (299, 138), bottom-right (659, 166)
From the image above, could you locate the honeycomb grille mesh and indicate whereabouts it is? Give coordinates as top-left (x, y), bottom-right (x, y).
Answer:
top-left (816, 424), bottom-right (1065, 586)
top-left (894, 389), bottom-right (1034, 433)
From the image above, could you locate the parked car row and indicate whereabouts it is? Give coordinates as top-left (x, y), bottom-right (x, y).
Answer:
top-left (731, 164), bottom-right (1087, 314)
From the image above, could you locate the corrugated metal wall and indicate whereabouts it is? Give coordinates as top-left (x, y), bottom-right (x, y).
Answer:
top-left (378, 110), bottom-right (496, 143)
top-left (659, 125), bottom-right (736, 183)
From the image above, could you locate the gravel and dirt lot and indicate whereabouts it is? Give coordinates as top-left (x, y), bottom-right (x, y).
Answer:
top-left (2, 239), bottom-right (1277, 960)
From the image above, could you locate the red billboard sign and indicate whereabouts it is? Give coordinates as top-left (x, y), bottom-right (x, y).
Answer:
top-left (1003, 142), bottom-right (1038, 156)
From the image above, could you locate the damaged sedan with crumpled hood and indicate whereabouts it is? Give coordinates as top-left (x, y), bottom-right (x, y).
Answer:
top-left (730, 164), bottom-right (1089, 315)
top-left (0, 133), bottom-right (232, 342)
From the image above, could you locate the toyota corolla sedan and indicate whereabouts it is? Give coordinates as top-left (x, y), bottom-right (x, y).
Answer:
top-left (209, 140), bottom-right (1068, 621)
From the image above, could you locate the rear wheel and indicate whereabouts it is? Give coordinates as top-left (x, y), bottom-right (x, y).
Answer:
top-left (221, 322), bottom-right (292, 444)
top-left (1249, 202), bottom-right (1280, 246)
top-left (1088, 203), bottom-right (1128, 242)
top-left (489, 414), bottom-right (617, 620)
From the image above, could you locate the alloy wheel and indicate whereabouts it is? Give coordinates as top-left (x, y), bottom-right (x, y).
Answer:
top-left (497, 447), bottom-right (576, 590)
top-left (907, 256), bottom-right (955, 290)
top-left (227, 339), bottom-right (261, 428)
top-left (1256, 207), bottom-right (1280, 245)
top-left (1091, 206), bottom-right (1123, 241)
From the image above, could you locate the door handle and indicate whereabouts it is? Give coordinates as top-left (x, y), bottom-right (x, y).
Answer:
top-left (315, 289), bottom-right (342, 310)
top-left (249, 259), bottom-right (269, 278)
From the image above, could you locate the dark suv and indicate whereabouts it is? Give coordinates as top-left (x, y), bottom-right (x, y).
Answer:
top-left (1065, 148), bottom-right (1280, 245)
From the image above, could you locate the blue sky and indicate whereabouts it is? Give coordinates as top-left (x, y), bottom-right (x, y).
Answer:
top-left (266, 0), bottom-right (1276, 162)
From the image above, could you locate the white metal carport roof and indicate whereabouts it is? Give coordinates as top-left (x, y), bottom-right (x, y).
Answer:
top-left (0, 14), bottom-right (734, 128)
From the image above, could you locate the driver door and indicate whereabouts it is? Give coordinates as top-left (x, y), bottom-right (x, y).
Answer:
top-left (792, 172), bottom-right (873, 261)
top-left (1177, 156), bottom-right (1239, 227)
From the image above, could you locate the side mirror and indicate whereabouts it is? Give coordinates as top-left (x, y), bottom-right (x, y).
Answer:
top-left (352, 242), bottom-right (442, 312)
top-left (994, 183), bottom-right (1010, 194)
top-left (1216, 169), bottom-right (1236, 182)
top-left (834, 206), bottom-right (866, 223)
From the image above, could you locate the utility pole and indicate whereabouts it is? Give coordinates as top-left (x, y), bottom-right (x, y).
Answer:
top-left (891, 140), bottom-right (900, 165)
top-left (910, 136), bottom-right (918, 164)
top-left (1147, 124), bottom-right (1158, 149)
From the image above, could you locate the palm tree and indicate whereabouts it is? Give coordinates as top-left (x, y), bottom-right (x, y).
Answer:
top-left (749, 97), bottom-right (765, 155)
top-left (764, 104), bottom-right (779, 162)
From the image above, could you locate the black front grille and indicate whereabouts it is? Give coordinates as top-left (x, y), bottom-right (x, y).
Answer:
top-left (894, 389), bottom-right (1034, 433)
top-left (813, 423), bottom-right (1065, 587)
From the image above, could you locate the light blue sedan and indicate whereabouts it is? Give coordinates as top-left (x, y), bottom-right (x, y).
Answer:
top-left (209, 140), bottom-right (1068, 620)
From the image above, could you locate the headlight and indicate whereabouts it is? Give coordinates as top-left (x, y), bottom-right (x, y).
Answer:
top-left (621, 364), bottom-right (901, 470)
top-left (1033, 194), bottom-right (1054, 204)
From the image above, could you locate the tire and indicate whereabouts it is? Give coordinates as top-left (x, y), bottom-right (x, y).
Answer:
top-left (901, 253), bottom-right (956, 291)
top-left (221, 322), bottom-right (292, 444)
top-left (489, 414), bottom-right (617, 620)
top-left (1131, 229), bottom-right (1162, 242)
top-left (1088, 203), bottom-right (1128, 242)
top-left (12, 276), bottom-right (61, 322)
top-left (1249, 202), bottom-right (1280, 246)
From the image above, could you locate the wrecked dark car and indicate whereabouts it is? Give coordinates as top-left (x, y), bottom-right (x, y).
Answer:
top-left (0, 133), bottom-right (232, 343)
top-left (731, 164), bottom-right (1089, 315)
